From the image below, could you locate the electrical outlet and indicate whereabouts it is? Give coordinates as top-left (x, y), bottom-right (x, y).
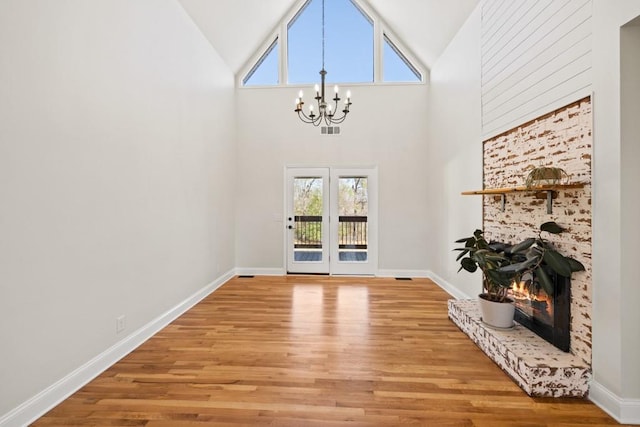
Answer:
top-left (116, 315), bottom-right (126, 334)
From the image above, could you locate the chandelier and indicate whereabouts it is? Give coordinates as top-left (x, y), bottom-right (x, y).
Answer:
top-left (294, 0), bottom-right (352, 126)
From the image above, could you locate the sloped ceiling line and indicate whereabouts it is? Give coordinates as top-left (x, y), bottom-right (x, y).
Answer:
top-left (177, 0), bottom-right (479, 79)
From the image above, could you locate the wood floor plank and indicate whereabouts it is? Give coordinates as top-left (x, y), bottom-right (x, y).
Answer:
top-left (34, 276), bottom-right (625, 426)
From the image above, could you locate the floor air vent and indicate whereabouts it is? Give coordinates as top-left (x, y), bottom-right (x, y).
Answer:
top-left (395, 277), bottom-right (413, 281)
top-left (238, 275), bottom-right (255, 278)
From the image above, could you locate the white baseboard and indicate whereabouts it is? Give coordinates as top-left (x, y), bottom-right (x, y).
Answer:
top-left (235, 267), bottom-right (286, 276)
top-left (375, 269), bottom-right (473, 301)
top-left (0, 269), bottom-right (236, 427)
top-left (426, 270), bottom-right (472, 300)
top-left (376, 269), bottom-right (430, 278)
top-left (590, 380), bottom-right (640, 425)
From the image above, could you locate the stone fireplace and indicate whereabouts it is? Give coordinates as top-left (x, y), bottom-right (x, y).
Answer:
top-left (481, 96), bottom-right (592, 365)
top-left (449, 97), bottom-right (593, 397)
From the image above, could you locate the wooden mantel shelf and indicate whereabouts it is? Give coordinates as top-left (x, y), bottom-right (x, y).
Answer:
top-left (461, 183), bottom-right (584, 196)
top-left (461, 183), bottom-right (585, 213)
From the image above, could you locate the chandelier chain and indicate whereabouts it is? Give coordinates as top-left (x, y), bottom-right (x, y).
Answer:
top-left (321, 0), bottom-right (325, 69)
top-left (293, 0), bottom-right (352, 127)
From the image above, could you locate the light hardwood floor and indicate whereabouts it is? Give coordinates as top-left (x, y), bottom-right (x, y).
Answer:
top-left (35, 276), bottom-right (623, 426)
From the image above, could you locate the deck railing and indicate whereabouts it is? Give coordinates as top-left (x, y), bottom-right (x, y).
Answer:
top-left (294, 215), bottom-right (367, 249)
top-left (293, 215), bottom-right (322, 248)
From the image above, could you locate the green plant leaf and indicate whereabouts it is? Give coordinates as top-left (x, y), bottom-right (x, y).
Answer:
top-left (509, 238), bottom-right (536, 254)
top-left (497, 256), bottom-right (539, 273)
top-left (536, 266), bottom-right (554, 295)
top-left (543, 249), bottom-right (572, 277)
top-left (566, 257), bottom-right (586, 272)
top-left (460, 257), bottom-right (477, 273)
top-left (456, 249), bottom-right (469, 261)
top-left (540, 221), bottom-right (565, 234)
top-left (455, 237), bottom-right (471, 243)
top-left (488, 242), bottom-right (507, 252)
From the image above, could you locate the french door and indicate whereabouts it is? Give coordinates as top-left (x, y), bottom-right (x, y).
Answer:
top-left (286, 167), bottom-right (378, 275)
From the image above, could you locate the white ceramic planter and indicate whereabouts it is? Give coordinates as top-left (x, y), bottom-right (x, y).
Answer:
top-left (478, 294), bottom-right (515, 329)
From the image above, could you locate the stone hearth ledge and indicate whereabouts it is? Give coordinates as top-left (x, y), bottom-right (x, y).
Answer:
top-left (448, 299), bottom-right (591, 398)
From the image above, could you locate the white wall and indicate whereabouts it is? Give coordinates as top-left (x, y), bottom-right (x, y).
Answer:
top-left (427, 6), bottom-right (483, 299)
top-left (620, 19), bottom-right (640, 403)
top-left (481, 0), bottom-right (593, 139)
top-left (0, 0), bottom-right (236, 420)
top-left (591, 1), bottom-right (640, 421)
top-left (235, 84), bottom-right (429, 274)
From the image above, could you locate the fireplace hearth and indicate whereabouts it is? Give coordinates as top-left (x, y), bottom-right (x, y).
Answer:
top-left (510, 267), bottom-right (570, 352)
top-left (448, 299), bottom-right (590, 397)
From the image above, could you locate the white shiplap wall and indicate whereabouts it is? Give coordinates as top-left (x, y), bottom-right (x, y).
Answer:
top-left (481, 0), bottom-right (592, 138)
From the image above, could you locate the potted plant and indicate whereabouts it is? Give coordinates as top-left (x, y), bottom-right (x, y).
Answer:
top-left (454, 229), bottom-right (516, 328)
top-left (454, 221), bottom-right (585, 329)
top-left (524, 165), bottom-right (569, 188)
top-left (496, 221), bottom-right (585, 296)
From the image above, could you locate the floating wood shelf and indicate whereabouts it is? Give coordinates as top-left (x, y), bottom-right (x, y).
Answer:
top-left (461, 183), bottom-right (585, 214)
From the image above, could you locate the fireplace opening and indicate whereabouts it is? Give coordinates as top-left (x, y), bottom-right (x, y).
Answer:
top-left (509, 266), bottom-right (570, 352)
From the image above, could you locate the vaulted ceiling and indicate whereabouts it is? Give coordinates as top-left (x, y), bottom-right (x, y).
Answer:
top-left (177, 0), bottom-right (478, 78)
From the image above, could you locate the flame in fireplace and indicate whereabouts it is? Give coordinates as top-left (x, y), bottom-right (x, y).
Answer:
top-left (510, 280), bottom-right (554, 319)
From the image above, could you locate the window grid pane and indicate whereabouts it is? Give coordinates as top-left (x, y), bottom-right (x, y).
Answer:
top-left (243, 38), bottom-right (279, 86)
top-left (383, 34), bottom-right (421, 82)
top-left (288, 0), bottom-right (373, 84)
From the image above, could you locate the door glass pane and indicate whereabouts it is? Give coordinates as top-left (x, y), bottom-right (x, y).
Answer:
top-left (338, 177), bottom-right (368, 262)
top-left (293, 177), bottom-right (323, 262)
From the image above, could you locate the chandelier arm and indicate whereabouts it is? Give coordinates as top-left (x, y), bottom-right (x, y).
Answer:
top-left (297, 110), bottom-right (318, 124)
top-left (328, 114), bottom-right (348, 124)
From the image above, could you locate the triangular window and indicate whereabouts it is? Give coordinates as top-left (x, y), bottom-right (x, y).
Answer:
top-left (383, 34), bottom-right (421, 82)
top-left (287, 0), bottom-right (373, 84)
top-left (240, 0), bottom-right (423, 86)
top-left (243, 38), bottom-right (279, 86)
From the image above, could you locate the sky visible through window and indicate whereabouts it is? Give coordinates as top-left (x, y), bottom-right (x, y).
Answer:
top-left (288, 0), bottom-right (373, 84)
top-left (244, 0), bottom-right (421, 86)
top-left (243, 39), bottom-right (279, 86)
top-left (383, 37), bottom-right (421, 82)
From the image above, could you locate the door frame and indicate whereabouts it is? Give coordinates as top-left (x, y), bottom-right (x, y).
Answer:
top-left (284, 165), bottom-right (378, 276)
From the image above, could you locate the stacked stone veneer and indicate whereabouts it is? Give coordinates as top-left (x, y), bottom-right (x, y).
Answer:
top-left (448, 300), bottom-right (591, 397)
top-left (482, 97), bottom-right (592, 365)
